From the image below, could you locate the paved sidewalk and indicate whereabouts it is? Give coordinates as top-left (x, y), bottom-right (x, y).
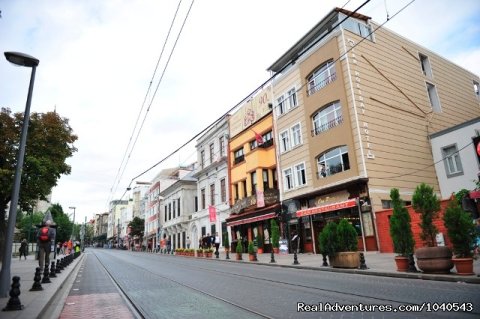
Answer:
top-left (0, 252), bottom-right (84, 319)
top-left (0, 250), bottom-right (478, 318)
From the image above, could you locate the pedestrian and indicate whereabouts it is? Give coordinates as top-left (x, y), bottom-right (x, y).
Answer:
top-left (186, 236), bottom-right (191, 249)
top-left (214, 232), bottom-right (220, 255)
top-left (19, 239), bottom-right (28, 260)
top-left (167, 238), bottom-right (171, 253)
top-left (37, 220), bottom-right (55, 270)
top-left (63, 241), bottom-right (68, 254)
top-left (206, 233), bottom-right (212, 249)
top-left (474, 218), bottom-right (480, 257)
top-left (67, 239), bottom-right (73, 254)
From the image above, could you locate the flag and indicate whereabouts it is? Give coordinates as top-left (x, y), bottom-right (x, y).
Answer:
top-left (251, 129), bottom-right (264, 145)
top-left (256, 190), bottom-right (265, 208)
top-left (209, 205), bottom-right (216, 222)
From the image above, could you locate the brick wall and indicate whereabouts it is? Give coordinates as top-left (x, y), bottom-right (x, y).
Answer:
top-left (375, 199), bottom-right (452, 253)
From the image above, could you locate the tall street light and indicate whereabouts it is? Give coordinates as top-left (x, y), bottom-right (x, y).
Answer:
top-left (69, 207), bottom-right (76, 240)
top-left (0, 51), bottom-right (39, 297)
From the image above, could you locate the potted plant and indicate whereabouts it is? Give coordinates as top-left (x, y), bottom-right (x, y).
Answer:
top-left (257, 232), bottom-right (264, 254)
top-left (319, 219), bottom-right (359, 268)
top-left (247, 240), bottom-right (256, 261)
top-left (412, 183), bottom-right (453, 274)
top-left (223, 232), bottom-right (230, 253)
top-left (204, 248), bottom-right (213, 258)
top-left (271, 219), bottom-right (280, 254)
top-left (236, 238), bottom-right (243, 260)
top-left (443, 193), bottom-right (477, 275)
top-left (389, 188), bottom-right (415, 271)
top-left (196, 248), bottom-right (203, 258)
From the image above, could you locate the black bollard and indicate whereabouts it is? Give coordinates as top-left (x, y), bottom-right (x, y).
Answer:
top-left (41, 266), bottom-right (51, 284)
top-left (30, 268), bottom-right (43, 291)
top-left (322, 254), bottom-right (329, 267)
top-left (55, 260), bottom-right (62, 273)
top-left (407, 253), bottom-right (418, 273)
top-left (2, 276), bottom-right (24, 311)
top-left (270, 249), bottom-right (276, 263)
top-left (49, 261), bottom-right (57, 278)
top-left (293, 250), bottom-right (300, 265)
top-left (253, 251), bottom-right (258, 262)
top-left (225, 250), bottom-right (230, 260)
top-left (359, 252), bottom-right (368, 270)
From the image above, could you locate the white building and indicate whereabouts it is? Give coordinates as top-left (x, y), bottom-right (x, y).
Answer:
top-left (190, 115), bottom-right (231, 249)
top-left (430, 117), bottom-right (480, 199)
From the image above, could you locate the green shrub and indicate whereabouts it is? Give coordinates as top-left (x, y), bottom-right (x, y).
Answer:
top-left (248, 241), bottom-right (255, 254)
top-left (337, 219), bottom-right (358, 252)
top-left (412, 183), bottom-right (440, 247)
top-left (222, 232), bottom-right (229, 248)
top-left (443, 198), bottom-right (477, 258)
top-left (319, 221), bottom-right (338, 257)
top-left (271, 219), bottom-right (280, 248)
top-left (236, 238), bottom-right (243, 254)
top-left (389, 188), bottom-right (415, 256)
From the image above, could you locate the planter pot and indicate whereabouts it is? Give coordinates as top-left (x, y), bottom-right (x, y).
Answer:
top-left (257, 248), bottom-right (263, 254)
top-left (394, 256), bottom-right (409, 272)
top-left (197, 252), bottom-right (203, 258)
top-left (273, 248), bottom-right (279, 254)
top-left (452, 257), bottom-right (474, 275)
top-left (205, 252), bottom-right (212, 258)
top-left (329, 252), bottom-right (360, 268)
top-left (415, 246), bottom-right (453, 274)
top-left (236, 253), bottom-right (243, 261)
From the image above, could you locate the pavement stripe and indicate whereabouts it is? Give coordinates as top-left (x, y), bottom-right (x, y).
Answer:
top-left (59, 293), bottom-right (134, 319)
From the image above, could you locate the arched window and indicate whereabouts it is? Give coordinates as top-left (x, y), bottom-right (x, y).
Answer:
top-left (317, 146), bottom-right (350, 178)
top-left (307, 60), bottom-right (336, 96)
top-left (311, 101), bottom-right (343, 136)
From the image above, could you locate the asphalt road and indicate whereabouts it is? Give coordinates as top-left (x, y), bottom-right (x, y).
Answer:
top-left (73, 249), bottom-right (480, 319)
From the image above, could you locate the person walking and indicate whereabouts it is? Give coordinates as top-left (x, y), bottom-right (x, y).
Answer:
top-left (19, 239), bottom-right (28, 260)
top-left (214, 232), bottom-right (220, 256)
top-left (37, 220), bottom-right (55, 270)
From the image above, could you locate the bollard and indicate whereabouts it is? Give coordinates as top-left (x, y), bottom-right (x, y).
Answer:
top-left (407, 253), bottom-right (418, 273)
top-left (41, 266), bottom-right (51, 284)
top-left (49, 261), bottom-right (57, 278)
top-left (55, 260), bottom-right (62, 273)
top-left (359, 252), bottom-right (368, 270)
top-left (270, 249), bottom-right (276, 263)
top-left (225, 250), bottom-right (230, 260)
top-left (293, 250), bottom-right (300, 265)
top-left (30, 268), bottom-right (43, 291)
top-left (2, 276), bottom-right (24, 311)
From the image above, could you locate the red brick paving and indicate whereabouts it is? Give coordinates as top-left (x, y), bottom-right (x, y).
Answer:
top-left (59, 292), bottom-right (134, 319)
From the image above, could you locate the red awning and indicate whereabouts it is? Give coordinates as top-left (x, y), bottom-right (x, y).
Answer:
top-left (227, 212), bottom-right (276, 227)
top-left (296, 198), bottom-right (357, 218)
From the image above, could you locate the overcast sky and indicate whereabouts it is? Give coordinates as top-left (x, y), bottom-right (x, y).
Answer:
top-left (1, 0), bottom-right (479, 224)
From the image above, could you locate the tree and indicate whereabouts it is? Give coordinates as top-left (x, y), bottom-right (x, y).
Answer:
top-left (443, 197), bottom-right (477, 258)
top-left (412, 183), bottom-right (441, 247)
top-left (389, 188), bottom-right (415, 256)
top-left (270, 219), bottom-right (280, 249)
top-left (128, 217), bottom-right (144, 239)
top-left (16, 211), bottom-right (44, 242)
top-left (0, 108), bottom-right (77, 260)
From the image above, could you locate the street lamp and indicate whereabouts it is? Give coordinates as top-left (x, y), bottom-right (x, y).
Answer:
top-left (69, 206), bottom-right (76, 241)
top-left (0, 51), bottom-right (39, 297)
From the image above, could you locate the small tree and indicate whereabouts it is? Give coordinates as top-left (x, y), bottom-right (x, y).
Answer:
top-left (443, 196), bottom-right (477, 258)
top-left (248, 241), bottom-right (255, 254)
top-left (270, 219), bottom-right (280, 249)
top-left (337, 219), bottom-right (358, 252)
top-left (389, 188), bottom-right (415, 256)
top-left (412, 183), bottom-right (440, 247)
top-left (222, 232), bottom-right (230, 250)
top-left (319, 221), bottom-right (338, 257)
top-left (236, 238), bottom-right (243, 254)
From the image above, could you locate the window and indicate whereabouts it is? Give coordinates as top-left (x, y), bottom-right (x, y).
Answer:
top-left (317, 146), bottom-right (350, 178)
top-left (273, 168), bottom-right (278, 189)
top-left (295, 163), bottom-right (306, 186)
top-left (200, 150), bottom-right (205, 168)
top-left (259, 131), bottom-right (273, 148)
top-left (279, 130), bottom-right (290, 153)
top-left (262, 169), bottom-right (269, 190)
top-left (210, 184), bottom-right (215, 205)
top-left (287, 87), bottom-right (298, 111)
top-left (474, 81), bottom-right (479, 99)
top-left (307, 60), bottom-right (336, 96)
top-left (382, 200), bottom-right (411, 209)
top-left (341, 17), bottom-right (373, 40)
top-left (209, 143), bottom-right (215, 164)
top-left (419, 53), bottom-right (432, 78)
top-left (233, 148), bottom-right (244, 164)
top-left (201, 188), bottom-right (206, 210)
top-left (173, 200), bottom-right (176, 218)
top-left (194, 196), bottom-right (198, 212)
top-left (283, 168), bottom-right (294, 191)
top-left (251, 171), bottom-right (257, 194)
top-left (442, 144), bottom-right (463, 176)
top-left (219, 136), bottom-right (225, 157)
top-left (277, 95), bottom-right (286, 116)
top-left (177, 198), bottom-right (181, 215)
top-left (234, 184), bottom-right (239, 201)
top-left (312, 101), bottom-right (343, 135)
top-left (164, 205), bottom-right (167, 221)
top-left (168, 203), bottom-right (171, 220)
top-left (242, 180), bottom-right (247, 197)
top-left (426, 82), bottom-right (441, 112)
top-left (291, 123), bottom-right (302, 147)
top-left (220, 178), bottom-right (226, 202)
top-left (250, 139), bottom-right (258, 151)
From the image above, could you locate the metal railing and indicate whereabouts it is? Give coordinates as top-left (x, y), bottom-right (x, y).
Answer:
top-left (311, 115), bottom-right (343, 136)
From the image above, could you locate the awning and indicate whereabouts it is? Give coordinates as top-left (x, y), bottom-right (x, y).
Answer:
top-left (227, 212), bottom-right (276, 227)
top-left (295, 198), bottom-right (357, 218)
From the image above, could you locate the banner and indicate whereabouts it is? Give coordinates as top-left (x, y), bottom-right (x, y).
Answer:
top-left (209, 205), bottom-right (216, 222)
top-left (256, 189), bottom-right (265, 208)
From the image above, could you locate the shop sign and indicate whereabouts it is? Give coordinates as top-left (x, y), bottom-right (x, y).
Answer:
top-left (279, 239), bottom-right (288, 254)
top-left (296, 198), bottom-right (357, 218)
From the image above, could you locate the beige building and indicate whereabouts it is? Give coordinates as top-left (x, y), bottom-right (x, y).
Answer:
top-left (270, 8), bottom-right (480, 253)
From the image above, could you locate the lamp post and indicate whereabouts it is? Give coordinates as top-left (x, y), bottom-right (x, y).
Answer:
top-left (0, 51), bottom-right (39, 297)
top-left (69, 206), bottom-right (76, 241)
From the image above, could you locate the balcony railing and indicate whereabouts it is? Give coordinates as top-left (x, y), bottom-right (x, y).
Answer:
top-left (307, 72), bottom-right (336, 96)
top-left (258, 139), bottom-right (274, 149)
top-left (311, 115), bottom-right (343, 136)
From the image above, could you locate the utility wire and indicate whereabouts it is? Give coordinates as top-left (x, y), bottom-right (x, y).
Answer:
top-left (118, 0), bottom-right (374, 200)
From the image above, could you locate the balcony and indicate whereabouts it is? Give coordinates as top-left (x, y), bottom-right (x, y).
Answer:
top-left (307, 72), bottom-right (336, 96)
top-left (311, 115), bottom-right (343, 136)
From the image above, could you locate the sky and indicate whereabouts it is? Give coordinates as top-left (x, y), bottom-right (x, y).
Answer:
top-left (1, 0), bottom-right (479, 224)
